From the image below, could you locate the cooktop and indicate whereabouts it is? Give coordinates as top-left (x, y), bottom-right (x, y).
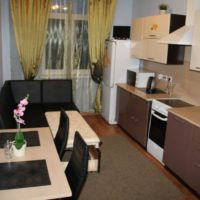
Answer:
top-left (157, 99), bottom-right (193, 108)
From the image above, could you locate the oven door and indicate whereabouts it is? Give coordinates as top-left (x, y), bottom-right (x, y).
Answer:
top-left (148, 110), bottom-right (167, 148)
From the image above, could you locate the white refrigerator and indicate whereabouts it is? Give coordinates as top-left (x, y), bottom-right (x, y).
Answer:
top-left (102, 39), bottom-right (140, 124)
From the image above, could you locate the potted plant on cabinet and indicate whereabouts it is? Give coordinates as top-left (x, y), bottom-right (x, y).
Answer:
top-left (158, 3), bottom-right (168, 14)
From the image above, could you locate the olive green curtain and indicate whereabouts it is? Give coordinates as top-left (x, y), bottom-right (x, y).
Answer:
top-left (10, 0), bottom-right (51, 80)
top-left (88, 0), bottom-right (116, 112)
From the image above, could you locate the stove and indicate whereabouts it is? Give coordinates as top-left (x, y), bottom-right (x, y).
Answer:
top-left (151, 99), bottom-right (193, 116)
top-left (147, 98), bottom-right (193, 164)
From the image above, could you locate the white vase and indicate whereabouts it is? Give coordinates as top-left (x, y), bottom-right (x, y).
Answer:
top-left (159, 10), bottom-right (167, 14)
top-left (12, 141), bottom-right (27, 157)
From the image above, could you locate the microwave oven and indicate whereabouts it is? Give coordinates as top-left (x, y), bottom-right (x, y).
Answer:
top-left (127, 69), bottom-right (155, 88)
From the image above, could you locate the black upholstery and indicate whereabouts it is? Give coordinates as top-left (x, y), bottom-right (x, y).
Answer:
top-left (0, 79), bottom-right (79, 129)
top-left (65, 131), bottom-right (89, 200)
top-left (23, 104), bottom-right (48, 128)
top-left (54, 109), bottom-right (69, 159)
top-left (42, 80), bottom-right (73, 103)
top-left (43, 103), bottom-right (78, 112)
top-left (10, 80), bottom-right (41, 103)
top-left (0, 81), bottom-right (16, 128)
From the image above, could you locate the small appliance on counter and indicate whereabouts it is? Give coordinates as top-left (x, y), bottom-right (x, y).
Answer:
top-left (146, 76), bottom-right (156, 93)
top-left (127, 69), bottom-right (155, 88)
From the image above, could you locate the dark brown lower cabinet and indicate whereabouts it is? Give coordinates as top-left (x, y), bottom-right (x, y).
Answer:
top-left (163, 112), bottom-right (200, 195)
top-left (117, 87), bottom-right (151, 147)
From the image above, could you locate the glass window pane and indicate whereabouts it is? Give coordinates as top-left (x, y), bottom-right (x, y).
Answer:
top-left (45, 19), bottom-right (65, 70)
top-left (73, 20), bottom-right (89, 70)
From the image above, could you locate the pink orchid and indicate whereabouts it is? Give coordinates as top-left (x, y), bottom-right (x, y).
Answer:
top-left (13, 94), bottom-right (29, 126)
top-left (16, 118), bottom-right (25, 125)
top-left (20, 98), bottom-right (28, 106)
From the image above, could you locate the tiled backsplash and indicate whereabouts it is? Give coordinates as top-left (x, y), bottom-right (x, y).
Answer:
top-left (143, 47), bottom-right (200, 106)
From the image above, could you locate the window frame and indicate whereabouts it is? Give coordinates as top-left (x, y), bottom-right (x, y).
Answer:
top-left (38, 13), bottom-right (90, 79)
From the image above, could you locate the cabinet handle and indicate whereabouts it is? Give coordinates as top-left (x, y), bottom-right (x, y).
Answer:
top-left (131, 116), bottom-right (139, 122)
top-left (149, 34), bottom-right (156, 37)
top-left (147, 57), bottom-right (155, 60)
top-left (195, 67), bottom-right (200, 70)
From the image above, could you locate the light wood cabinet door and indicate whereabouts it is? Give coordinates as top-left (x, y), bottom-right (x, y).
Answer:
top-left (190, 11), bottom-right (200, 71)
top-left (131, 14), bottom-right (185, 64)
top-left (143, 14), bottom-right (170, 39)
top-left (143, 39), bottom-right (168, 63)
top-left (131, 17), bottom-right (144, 59)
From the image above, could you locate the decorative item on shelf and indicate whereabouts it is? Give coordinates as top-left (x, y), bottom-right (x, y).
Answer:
top-left (12, 94), bottom-right (29, 157)
top-left (158, 3), bottom-right (168, 14)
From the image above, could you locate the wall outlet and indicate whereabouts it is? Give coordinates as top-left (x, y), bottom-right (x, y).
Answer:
top-left (168, 76), bottom-right (173, 83)
top-left (157, 74), bottom-right (172, 83)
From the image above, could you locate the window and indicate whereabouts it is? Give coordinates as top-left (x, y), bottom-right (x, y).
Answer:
top-left (38, 12), bottom-right (89, 79)
top-left (72, 15), bottom-right (89, 76)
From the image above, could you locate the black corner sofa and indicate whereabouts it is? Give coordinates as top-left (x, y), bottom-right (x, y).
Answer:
top-left (0, 79), bottom-right (79, 129)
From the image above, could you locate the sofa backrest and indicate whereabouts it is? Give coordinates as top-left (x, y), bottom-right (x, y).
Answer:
top-left (42, 79), bottom-right (73, 103)
top-left (10, 80), bottom-right (41, 104)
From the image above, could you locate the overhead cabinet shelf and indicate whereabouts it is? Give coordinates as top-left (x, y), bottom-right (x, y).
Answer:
top-left (131, 14), bottom-right (186, 64)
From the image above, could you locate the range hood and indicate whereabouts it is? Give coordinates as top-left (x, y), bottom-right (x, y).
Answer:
top-left (159, 0), bottom-right (200, 45)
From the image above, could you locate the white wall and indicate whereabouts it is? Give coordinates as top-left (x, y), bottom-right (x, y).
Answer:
top-left (0, 1), bottom-right (3, 87)
top-left (0, 0), bottom-right (11, 85)
top-left (113, 0), bottom-right (134, 26)
top-left (132, 0), bottom-right (187, 18)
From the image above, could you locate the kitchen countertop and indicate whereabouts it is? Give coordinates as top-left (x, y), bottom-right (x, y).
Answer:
top-left (117, 83), bottom-right (178, 101)
top-left (168, 106), bottom-right (200, 128)
top-left (117, 83), bottom-right (200, 127)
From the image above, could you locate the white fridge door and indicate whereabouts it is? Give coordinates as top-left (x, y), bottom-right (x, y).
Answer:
top-left (114, 40), bottom-right (140, 83)
top-left (102, 40), bottom-right (116, 88)
top-left (102, 83), bottom-right (117, 124)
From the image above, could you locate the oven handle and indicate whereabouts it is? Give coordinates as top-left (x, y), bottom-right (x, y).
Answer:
top-left (151, 110), bottom-right (168, 121)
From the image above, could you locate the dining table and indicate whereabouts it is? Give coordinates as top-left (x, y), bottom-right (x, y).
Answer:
top-left (0, 127), bottom-right (72, 200)
top-left (45, 110), bottom-right (101, 172)
top-left (45, 110), bottom-right (101, 148)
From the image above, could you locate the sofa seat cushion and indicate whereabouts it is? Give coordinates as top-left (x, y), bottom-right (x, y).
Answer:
top-left (23, 104), bottom-right (48, 128)
top-left (43, 103), bottom-right (79, 112)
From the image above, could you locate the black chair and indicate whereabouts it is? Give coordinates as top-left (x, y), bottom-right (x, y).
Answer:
top-left (54, 109), bottom-right (69, 160)
top-left (65, 131), bottom-right (89, 200)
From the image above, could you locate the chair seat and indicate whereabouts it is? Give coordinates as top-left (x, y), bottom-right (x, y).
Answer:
top-left (62, 146), bottom-right (100, 172)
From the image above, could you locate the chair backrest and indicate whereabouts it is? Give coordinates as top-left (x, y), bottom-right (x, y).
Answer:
top-left (54, 109), bottom-right (69, 159)
top-left (65, 131), bottom-right (89, 200)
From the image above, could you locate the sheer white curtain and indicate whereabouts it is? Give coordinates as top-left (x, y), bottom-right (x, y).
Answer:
top-left (36, 0), bottom-right (97, 112)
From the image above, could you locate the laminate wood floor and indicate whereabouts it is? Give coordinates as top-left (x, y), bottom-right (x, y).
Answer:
top-left (82, 113), bottom-right (199, 200)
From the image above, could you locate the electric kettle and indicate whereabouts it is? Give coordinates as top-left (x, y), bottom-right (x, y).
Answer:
top-left (146, 76), bottom-right (156, 93)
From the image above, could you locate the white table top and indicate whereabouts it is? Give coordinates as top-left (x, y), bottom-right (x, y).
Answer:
top-left (0, 127), bottom-right (72, 200)
top-left (45, 111), bottom-right (100, 148)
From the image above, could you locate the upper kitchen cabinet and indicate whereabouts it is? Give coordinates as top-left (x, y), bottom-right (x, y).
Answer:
top-left (190, 11), bottom-right (200, 71)
top-left (131, 17), bottom-right (145, 59)
top-left (131, 14), bottom-right (186, 64)
top-left (143, 14), bottom-right (170, 39)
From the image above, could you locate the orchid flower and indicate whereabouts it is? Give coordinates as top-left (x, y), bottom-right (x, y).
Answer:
top-left (13, 94), bottom-right (29, 126)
